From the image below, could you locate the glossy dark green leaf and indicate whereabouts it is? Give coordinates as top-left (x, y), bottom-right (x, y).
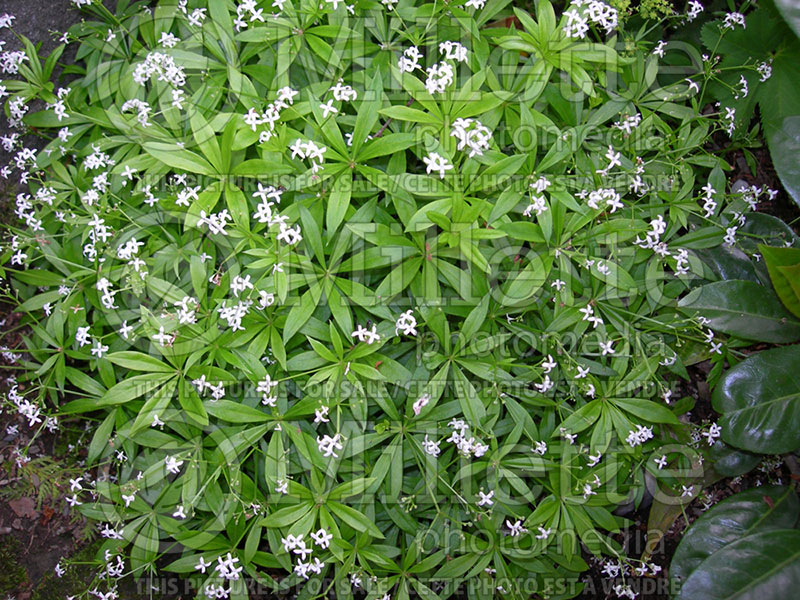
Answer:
top-left (713, 344), bottom-right (800, 453)
top-left (671, 486), bottom-right (799, 585)
top-left (765, 116), bottom-right (800, 210)
top-left (707, 440), bottom-right (761, 477)
top-left (675, 529), bottom-right (800, 600)
top-left (760, 245), bottom-right (800, 318)
top-left (678, 280), bottom-right (800, 343)
top-left (775, 0), bottom-right (800, 36)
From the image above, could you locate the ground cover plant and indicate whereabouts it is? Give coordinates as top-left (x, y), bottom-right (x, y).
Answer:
top-left (1, 0), bottom-right (799, 599)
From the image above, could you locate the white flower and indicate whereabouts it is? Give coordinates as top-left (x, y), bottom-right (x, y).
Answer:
top-left (477, 490), bottom-right (494, 507)
top-left (330, 80), bottom-right (357, 101)
top-left (424, 62), bottom-right (454, 94)
top-left (173, 505), bottom-right (186, 519)
top-left (258, 291), bottom-right (276, 309)
top-left (536, 526), bottom-right (551, 540)
top-left (275, 479), bottom-right (289, 494)
top-left (398, 46), bottom-right (422, 72)
top-left (413, 393), bottom-right (430, 416)
top-left (560, 427), bottom-right (577, 444)
top-left (506, 519), bottom-right (528, 537)
top-left (310, 528), bottom-right (333, 549)
top-left (450, 118), bottom-right (491, 157)
top-left (76, 326), bottom-right (91, 347)
top-left (599, 339), bottom-right (615, 356)
top-left (422, 152), bottom-right (453, 179)
top-left (153, 326), bottom-right (172, 346)
top-left (165, 455), bottom-right (184, 474)
top-left (215, 553), bottom-right (243, 581)
top-left (422, 434), bottom-right (441, 457)
top-left (319, 99), bottom-right (339, 119)
top-left (352, 324), bottom-right (381, 344)
top-left (91, 340), bottom-right (109, 358)
top-left (523, 195), bottom-right (548, 218)
top-left (314, 405), bottom-right (330, 423)
top-left (395, 310), bottom-right (417, 335)
top-left (317, 433), bottom-right (344, 458)
top-left (757, 61), bottom-right (773, 82)
top-left (541, 354), bottom-right (557, 374)
top-left (703, 423), bottom-right (722, 445)
top-left (195, 556), bottom-right (213, 574)
top-left (686, 0), bottom-right (704, 22)
top-left (626, 425), bottom-right (654, 447)
top-left (439, 40), bottom-right (468, 62)
top-left (681, 484), bottom-right (694, 498)
top-left (535, 375), bottom-right (553, 393)
top-left (722, 12), bottom-right (745, 30)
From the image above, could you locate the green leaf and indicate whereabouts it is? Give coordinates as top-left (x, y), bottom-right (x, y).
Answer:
top-left (707, 440), bottom-right (761, 477)
top-left (327, 172), bottom-right (352, 234)
top-left (357, 133), bottom-right (417, 162)
top-left (88, 410), bottom-right (117, 464)
top-left (283, 284), bottom-right (322, 342)
top-left (327, 501), bottom-right (384, 538)
top-left (232, 159), bottom-right (292, 177)
top-left (713, 344), bottom-right (800, 454)
top-left (95, 373), bottom-right (174, 408)
top-left (178, 377), bottom-right (209, 426)
top-left (497, 221), bottom-right (545, 243)
top-left (105, 351), bottom-right (174, 373)
top-left (378, 105), bottom-right (440, 124)
top-left (453, 365), bottom-right (485, 426)
top-left (351, 71), bottom-right (383, 155)
top-left (611, 397), bottom-right (680, 425)
top-left (433, 553), bottom-right (481, 580)
top-left (675, 529), bottom-right (800, 600)
top-left (499, 255), bottom-right (551, 307)
top-left (225, 185), bottom-right (249, 228)
top-left (759, 245), bottom-right (800, 318)
top-left (261, 502), bottom-right (313, 528)
top-left (190, 108), bottom-right (224, 173)
top-left (143, 142), bottom-right (215, 176)
top-left (205, 400), bottom-right (271, 423)
top-left (775, 0), bottom-right (800, 37)
top-left (671, 486), bottom-right (799, 585)
top-left (765, 116), bottom-right (800, 210)
top-left (130, 377), bottom-right (178, 435)
top-left (678, 280), bottom-right (800, 343)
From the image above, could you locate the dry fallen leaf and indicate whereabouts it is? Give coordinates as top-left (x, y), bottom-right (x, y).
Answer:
top-left (9, 496), bottom-right (38, 519)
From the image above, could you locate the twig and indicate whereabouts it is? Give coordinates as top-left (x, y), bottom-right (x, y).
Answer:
top-left (374, 97), bottom-right (414, 138)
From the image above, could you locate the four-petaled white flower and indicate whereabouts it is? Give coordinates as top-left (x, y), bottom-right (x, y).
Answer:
top-left (422, 152), bottom-right (453, 179)
top-left (506, 519), bottom-right (528, 537)
top-left (310, 528), bottom-right (333, 549)
top-left (317, 433), bottom-right (344, 458)
top-left (477, 490), bottom-right (494, 507)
